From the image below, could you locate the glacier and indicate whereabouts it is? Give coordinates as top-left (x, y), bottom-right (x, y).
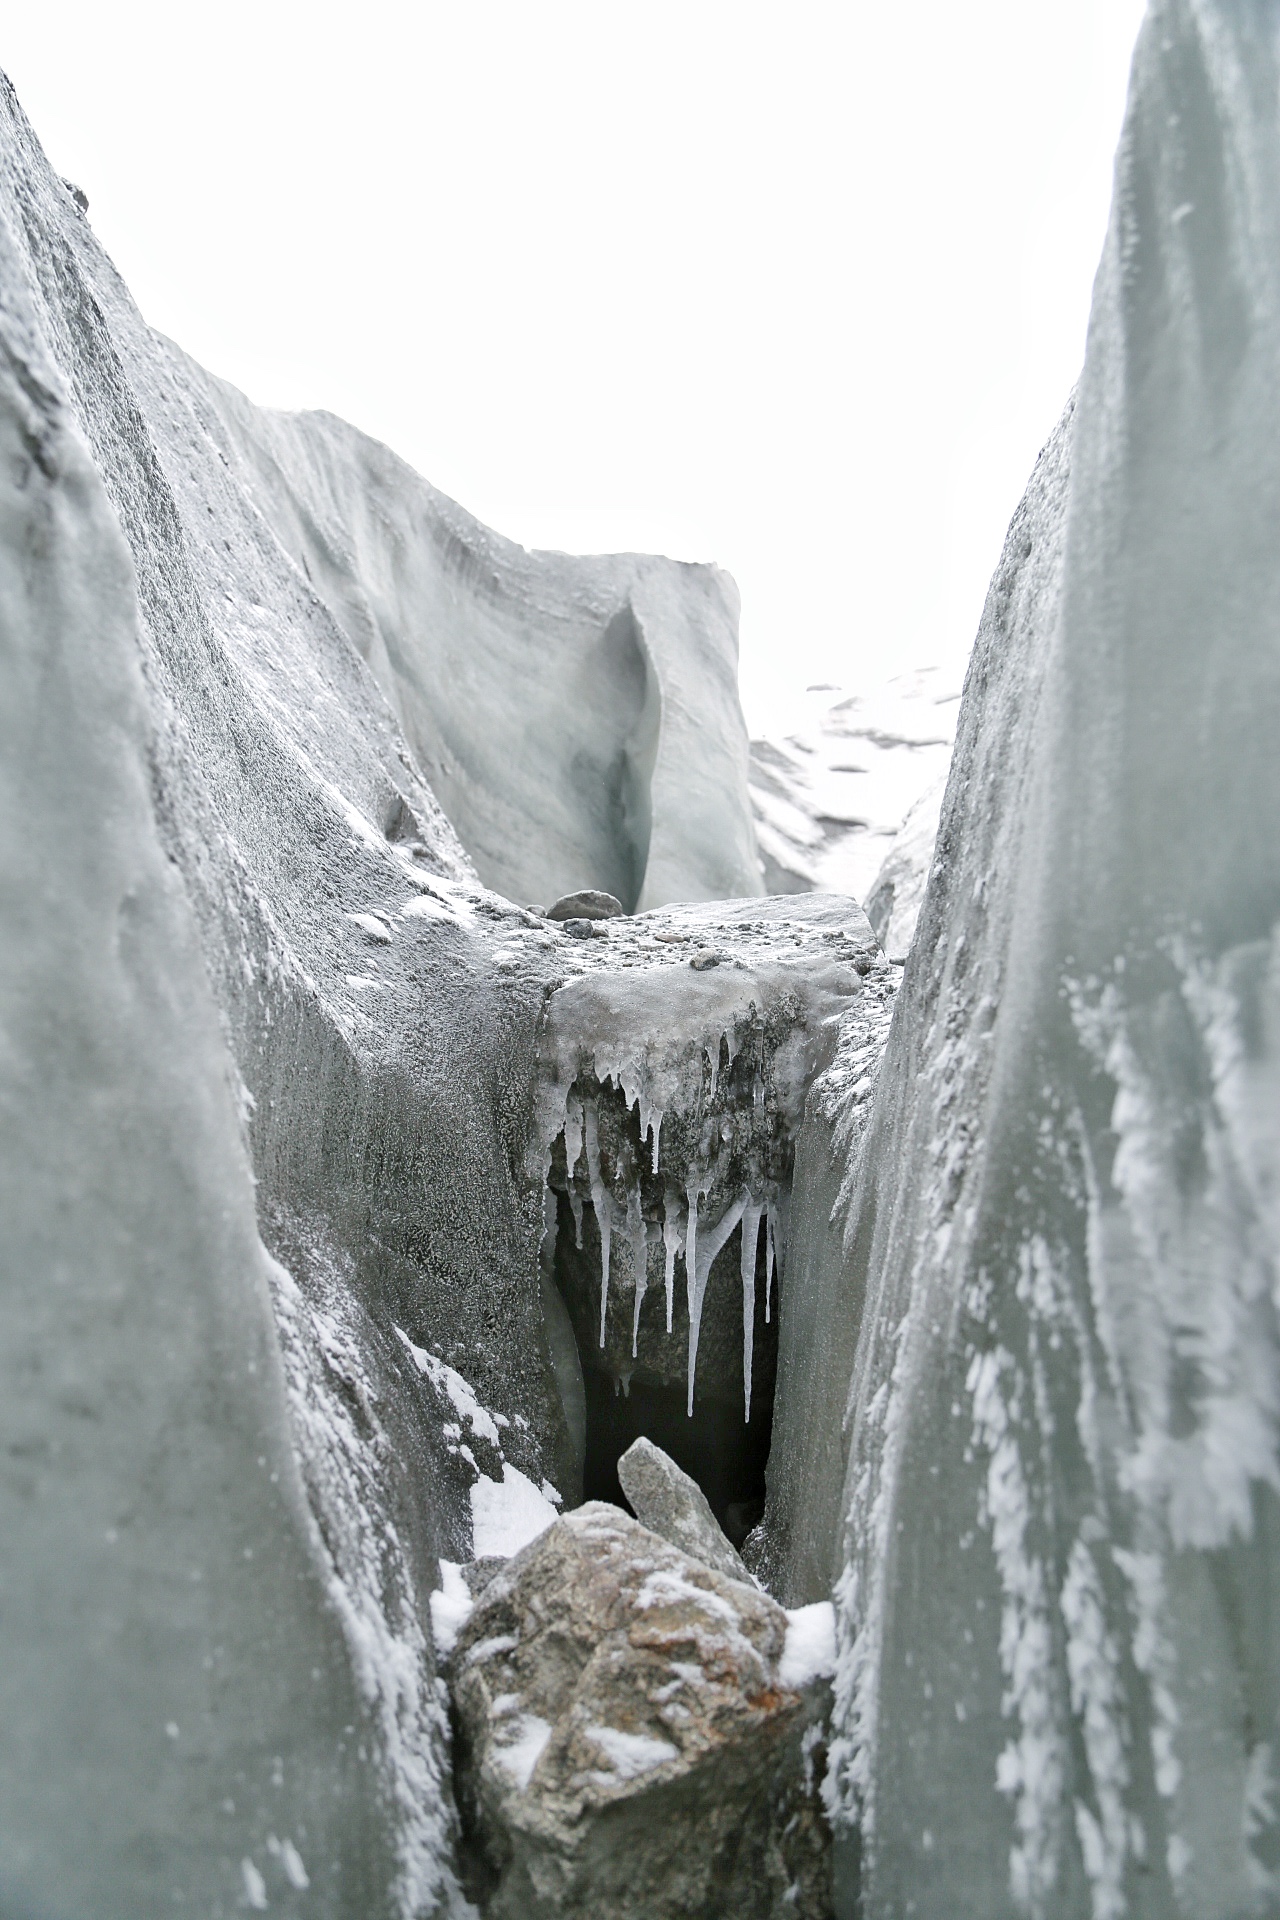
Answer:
top-left (4, 0), bottom-right (1280, 1915)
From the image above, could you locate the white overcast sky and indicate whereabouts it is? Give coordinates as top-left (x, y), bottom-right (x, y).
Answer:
top-left (4, 1), bottom-right (1145, 733)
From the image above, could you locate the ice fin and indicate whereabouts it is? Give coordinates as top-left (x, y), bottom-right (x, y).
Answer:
top-left (564, 1089), bottom-right (587, 1248)
top-left (564, 1090), bottom-right (585, 1176)
top-left (686, 1187), bottom-right (749, 1418)
top-left (740, 1198), bottom-right (763, 1421)
top-left (662, 1190), bottom-right (683, 1334)
top-left (765, 1201), bottom-right (778, 1323)
top-left (583, 1101), bottom-right (612, 1347)
top-left (629, 1187), bottom-right (649, 1358)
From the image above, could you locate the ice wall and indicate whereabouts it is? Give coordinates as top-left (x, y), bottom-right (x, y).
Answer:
top-left (185, 366), bottom-right (762, 913)
top-left (773, 5), bottom-right (1280, 1915)
top-left (0, 212), bottom-right (473, 1919)
top-left (0, 66), bottom-right (586, 1918)
top-left (0, 62), bottom-right (783, 1915)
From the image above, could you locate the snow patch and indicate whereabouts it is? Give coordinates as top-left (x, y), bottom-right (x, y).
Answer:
top-left (584, 1724), bottom-right (679, 1780)
top-left (779, 1602), bottom-right (836, 1689)
top-left (428, 1561), bottom-right (474, 1658)
top-left (470, 1464), bottom-right (559, 1559)
top-left (491, 1713), bottom-right (552, 1791)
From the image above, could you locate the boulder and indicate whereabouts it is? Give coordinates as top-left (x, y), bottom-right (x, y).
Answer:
top-left (449, 1503), bottom-right (832, 1917)
top-left (546, 889), bottom-right (626, 921)
top-left (617, 1437), bottom-right (752, 1585)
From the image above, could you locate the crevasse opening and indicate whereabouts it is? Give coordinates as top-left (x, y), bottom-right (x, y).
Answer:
top-left (542, 1049), bottom-right (786, 1548)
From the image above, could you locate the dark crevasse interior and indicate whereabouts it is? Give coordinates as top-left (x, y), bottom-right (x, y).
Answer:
top-left (552, 1189), bottom-right (779, 1547)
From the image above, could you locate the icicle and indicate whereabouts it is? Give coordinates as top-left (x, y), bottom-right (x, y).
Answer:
top-left (765, 1197), bottom-right (783, 1323)
top-left (583, 1101), bottom-right (612, 1347)
top-left (739, 1197), bottom-right (763, 1422)
top-left (650, 1109), bottom-right (663, 1175)
top-left (662, 1191), bottom-right (683, 1333)
top-left (569, 1185), bottom-right (584, 1251)
top-left (629, 1187), bottom-right (649, 1358)
top-left (686, 1187), bottom-right (749, 1417)
top-left (564, 1090), bottom-right (585, 1173)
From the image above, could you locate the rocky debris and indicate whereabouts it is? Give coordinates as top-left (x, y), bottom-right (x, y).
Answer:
top-left (688, 946), bottom-right (726, 969)
top-left (546, 890), bottom-right (625, 922)
top-left (449, 1503), bottom-right (833, 1918)
top-left (560, 918), bottom-right (608, 940)
top-left (617, 1437), bottom-right (753, 1585)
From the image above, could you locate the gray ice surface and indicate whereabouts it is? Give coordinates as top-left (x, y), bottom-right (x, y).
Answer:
top-left (767, 6), bottom-right (1280, 1916)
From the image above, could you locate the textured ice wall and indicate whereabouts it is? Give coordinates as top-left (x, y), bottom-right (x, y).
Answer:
top-left (778, 5), bottom-right (1280, 1915)
top-left (0, 210), bottom-right (473, 1919)
top-left (0, 67), bottom-right (586, 1919)
top-left (180, 361), bottom-right (762, 913)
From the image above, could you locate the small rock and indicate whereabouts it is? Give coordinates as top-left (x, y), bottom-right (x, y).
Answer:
top-left (689, 948), bottom-right (725, 971)
top-left (561, 917), bottom-right (607, 940)
top-left (545, 890), bottom-right (625, 922)
top-left (449, 1504), bottom-right (832, 1918)
top-left (653, 930), bottom-right (688, 944)
top-left (617, 1436), bottom-right (753, 1586)
top-left (347, 911), bottom-right (393, 944)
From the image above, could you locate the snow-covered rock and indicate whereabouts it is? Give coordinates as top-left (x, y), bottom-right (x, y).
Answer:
top-left (448, 1503), bottom-right (832, 1917)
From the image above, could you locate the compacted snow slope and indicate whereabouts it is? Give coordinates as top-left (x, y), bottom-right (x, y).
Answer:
top-left (749, 665), bottom-right (964, 956)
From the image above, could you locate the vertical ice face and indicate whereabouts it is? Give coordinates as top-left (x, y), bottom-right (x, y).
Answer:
top-left (663, 1190), bottom-right (684, 1333)
top-left (192, 387), bottom-right (763, 913)
top-left (583, 1100), bottom-right (613, 1347)
top-left (0, 211), bottom-right (464, 1919)
top-left (792, 7), bottom-right (1280, 1917)
top-left (740, 1199), bottom-right (764, 1420)
top-left (628, 1186), bottom-right (649, 1358)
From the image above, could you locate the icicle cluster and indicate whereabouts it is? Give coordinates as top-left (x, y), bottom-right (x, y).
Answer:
top-left (528, 896), bottom-right (889, 1423)
top-left (542, 1030), bottom-right (784, 1422)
